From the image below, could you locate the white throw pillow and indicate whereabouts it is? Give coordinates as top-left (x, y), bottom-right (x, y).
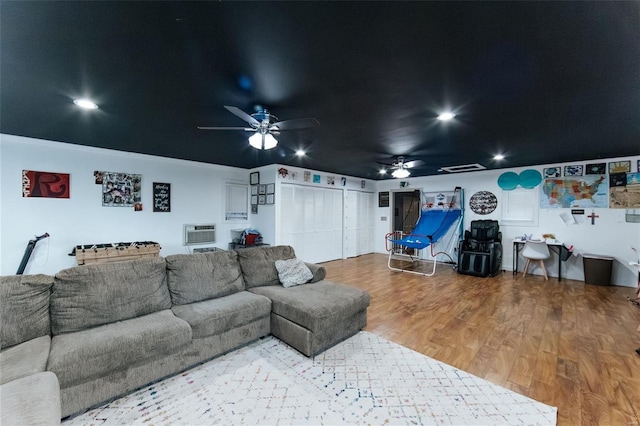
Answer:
top-left (275, 258), bottom-right (313, 288)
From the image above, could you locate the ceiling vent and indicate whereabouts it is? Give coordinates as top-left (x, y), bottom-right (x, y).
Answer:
top-left (438, 163), bottom-right (486, 173)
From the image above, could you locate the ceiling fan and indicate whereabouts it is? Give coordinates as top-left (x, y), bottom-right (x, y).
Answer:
top-left (379, 156), bottom-right (425, 178)
top-left (198, 106), bottom-right (319, 150)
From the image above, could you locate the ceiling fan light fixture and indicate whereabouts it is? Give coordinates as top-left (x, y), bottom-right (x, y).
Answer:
top-left (248, 132), bottom-right (278, 150)
top-left (437, 112), bottom-right (455, 121)
top-left (73, 99), bottom-right (98, 109)
top-left (392, 168), bottom-right (410, 179)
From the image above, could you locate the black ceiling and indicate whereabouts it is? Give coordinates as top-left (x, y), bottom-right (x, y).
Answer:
top-left (1, 1), bottom-right (638, 179)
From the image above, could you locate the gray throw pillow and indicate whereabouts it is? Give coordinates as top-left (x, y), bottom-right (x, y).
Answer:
top-left (275, 258), bottom-right (313, 288)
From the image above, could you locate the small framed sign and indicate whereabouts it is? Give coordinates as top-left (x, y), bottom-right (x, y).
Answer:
top-left (266, 183), bottom-right (275, 194)
top-left (250, 172), bottom-right (260, 185)
top-left (378, 191), bottom-right (390, 207)
top-left (153, 182), bottom-right (171, 212)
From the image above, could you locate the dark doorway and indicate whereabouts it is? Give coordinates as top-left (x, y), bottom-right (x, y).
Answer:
top-left (393, 190), bottom-right (421, 235)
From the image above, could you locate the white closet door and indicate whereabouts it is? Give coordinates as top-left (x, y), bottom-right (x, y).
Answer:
top-left (345, 190), bottom-right (374, 257)
top-left (279, 184), bottom-right (343, 263)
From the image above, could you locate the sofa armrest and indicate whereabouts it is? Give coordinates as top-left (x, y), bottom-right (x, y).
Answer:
top-left (304, 263), bottom-right (326, 283)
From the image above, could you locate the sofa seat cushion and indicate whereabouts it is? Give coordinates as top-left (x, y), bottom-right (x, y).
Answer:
top-left (51, 257), bottom-right (170, 335)
top-left (165, 251), bottom-right (245, 305)
top-left (171, 291), bottom-right (271, 339)
top-left (47, 310), bottom-right (191, 388)
top-left (0, 335), bottom-right (51, 385)
top-left (0, 371), bottom-right (61, 426)
top-left (249, 281), bottom-right (370, 332)
top-left (236, 245), bottom-right (296, 288)
top-left (0, 274), bottom-right (54, 348)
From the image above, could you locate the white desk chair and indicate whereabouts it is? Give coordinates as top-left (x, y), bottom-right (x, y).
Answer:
top-left (522, 240), bottom-right (551, 280)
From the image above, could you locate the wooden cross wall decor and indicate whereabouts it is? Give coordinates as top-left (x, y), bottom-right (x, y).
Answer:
top-left (587, 210), bottom-right (599, 225)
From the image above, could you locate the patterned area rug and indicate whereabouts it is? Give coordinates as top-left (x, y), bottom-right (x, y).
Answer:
top-left (64, 332), bottom-right (557, 425)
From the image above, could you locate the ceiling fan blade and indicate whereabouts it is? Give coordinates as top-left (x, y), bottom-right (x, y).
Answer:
top-left (197, 126), bottom-right (252, 130)
top-left (224, 106), bottom-right (260, 127)
top-left (404, 160), bottom-right (425, 169)
top-left (271, 118), bottom-right (319, 131)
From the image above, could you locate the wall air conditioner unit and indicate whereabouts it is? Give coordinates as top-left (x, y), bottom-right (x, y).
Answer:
top-left (183, 224), bottom-right (216, 246)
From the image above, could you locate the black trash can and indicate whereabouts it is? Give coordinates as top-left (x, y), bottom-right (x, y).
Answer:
top-left (582, 254), bottom-right (614, 286)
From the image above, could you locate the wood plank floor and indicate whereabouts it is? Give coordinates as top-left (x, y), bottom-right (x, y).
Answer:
top-left (322, 253), bottom-right (640, 426)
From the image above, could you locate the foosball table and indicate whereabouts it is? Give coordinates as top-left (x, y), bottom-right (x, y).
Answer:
top-left (69, 241), bottom-right (161, 265)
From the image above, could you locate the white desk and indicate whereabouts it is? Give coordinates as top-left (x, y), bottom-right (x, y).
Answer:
top-left (512, 238), bottom-right (572, 281)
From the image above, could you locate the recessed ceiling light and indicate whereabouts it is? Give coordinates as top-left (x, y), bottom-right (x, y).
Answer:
top-left (437, 112), bottom-right (455, 121)
top-left (379, 169), bottom-right (387, 175)
top-left (295, 149), bottom-right (306, 157)
top-left (73, 99), bottom-right (98, 109)
top-left (493, 154), bottom-right (505, 160)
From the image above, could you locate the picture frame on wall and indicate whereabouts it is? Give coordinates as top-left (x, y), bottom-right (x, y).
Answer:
top-left (250, 172), bottom-right (259, 185)
top-left (251, 195), bottom-right (258, 205)
top-left (251, 185), bottom-right (258, 195)
top-left (258, 184), bottom-right (266, 195)
top-left (258, 194), bottom-right (266, 205)
top-left (266, 193), bottom-right (274, 204)
top-left (152, 182), bottom-right (171, 212)
top-left (585, 163), bottom-right (606, 175)
top-left (609, 161), bottom-right (631, 174)
top-left (266, 183), bottom-right (275, 194)
top-left (563, 165), bottom-right (583, 177)
top-left (543, 167), bottom-right (561, 178)
top-left (251, 204), bottom-right (258, 214)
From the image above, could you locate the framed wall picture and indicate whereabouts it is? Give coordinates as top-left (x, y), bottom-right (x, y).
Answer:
top-left (258, 184), bottom-right (266, 195)
top-left (251, 204), bottom-right (258, 214)
top-left (609, 161), bottom-right (631, 174)
top-left (585, 163), bottom-right (606, 175)
top-left (22, 170), bottom-right (70, 198)
top-left (543, 167), bottom-right (561, 178)
top-left (258, 194), bottom-right (266, 205)
top-left (378, 191), bottom-right (390, 207)
top-left (266, 183), bottom-right (275, 194)
top-left (251, 185), bottom-right (258, 195)
top-left (250, 172), bottom-right (260, 185)
top-left (251, 195), bottom-right (258, 205)
top-left (152, 182), bottom-right (171, 212)
top-left (564, 165), bottom-right (583, 177)
top-left (266, 193), bottom-right (274, 204)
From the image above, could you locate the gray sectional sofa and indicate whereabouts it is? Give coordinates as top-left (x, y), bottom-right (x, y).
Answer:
top-left (0, 245), bottom-right (370, 423)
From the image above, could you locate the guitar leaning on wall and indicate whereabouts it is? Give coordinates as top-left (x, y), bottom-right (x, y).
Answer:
top-left (16, 232), bottom-right (49, 275)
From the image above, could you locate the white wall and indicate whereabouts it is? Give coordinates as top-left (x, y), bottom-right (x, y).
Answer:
top-left (374, 157), bottom-right (640, 287)
top-left (3, 133), bottom-right (638, 287)
top-left (0, 134), bottom-right (250, 275)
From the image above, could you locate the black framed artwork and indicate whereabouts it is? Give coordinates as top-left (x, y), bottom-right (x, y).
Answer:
top-left (250, 172), bottom-right (260, 185)
top-left (585, 163), bottom-right (606, 175)
top-left (564, 165), bottom-right (583, 177)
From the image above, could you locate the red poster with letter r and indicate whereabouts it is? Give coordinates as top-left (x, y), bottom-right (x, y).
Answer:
top-left (22, 170), bottom-right (70, 198)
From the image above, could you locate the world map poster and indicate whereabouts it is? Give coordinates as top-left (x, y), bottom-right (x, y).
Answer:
top-left (540, 175), bottom-right (608, 208)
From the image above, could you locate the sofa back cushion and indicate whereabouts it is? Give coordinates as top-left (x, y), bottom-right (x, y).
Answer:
top-left (165, 251), bottom-right (244, 305)
top-left (0, 274), bottom-right (54, 348)
top-left (236, 245), bottom-right (296, 288)
top-left (51, 257), bottom-right (170, 335)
